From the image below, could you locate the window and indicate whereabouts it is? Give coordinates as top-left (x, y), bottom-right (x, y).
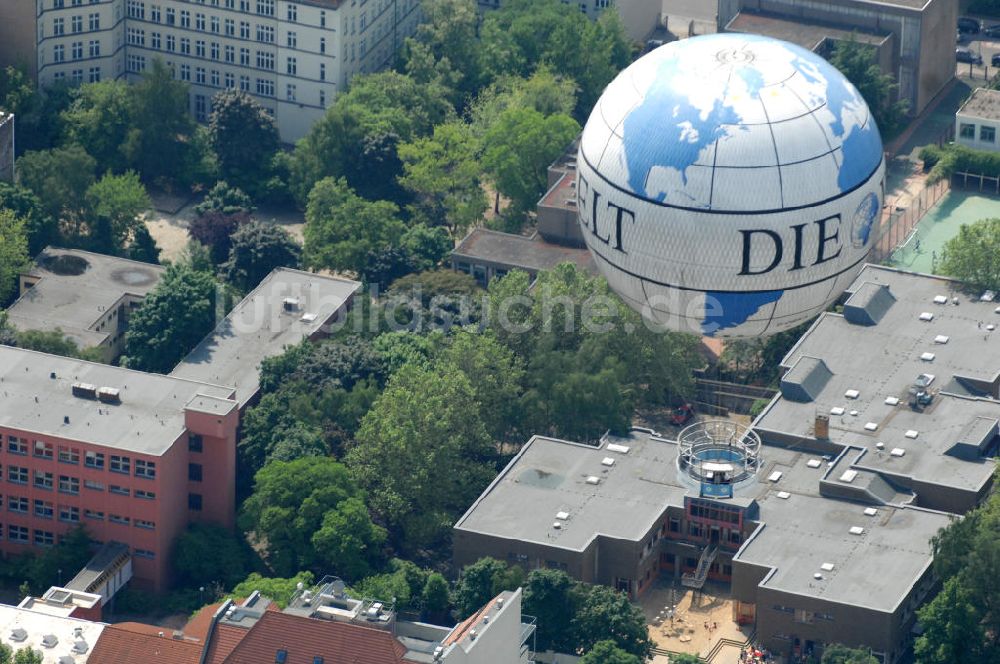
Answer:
top-left (7, 467), bottom-right (26, 485)
top-left (319, 89), bottom-right (325, 108)
top-left (275, 650), bottom-right (287, 664)
top-left (84, 479), bottom-right (104, 491)
top-left (196, 40), bottom-right (206, 57)
top-left (211, 69), bottom-right (220, 87)
top-left (240, 21), bottom-right (250, 39)
top-left (85, 451), bottom-right (104, 469)
top-left (9, 526), bottom-right (27, 543)
top-left (319, 63), bottom-right (325, 81)
top-left (224, 45), bottom-right (235, 63)
top-left (7, 437), bottom-right (26, 456)
top-left (166, 34), bottom-right (175, 51)
top-left (256, 51), bottom-right (274, 70)
top-left (34, 500), bottom-right (53, 519)
top-left (135, 519), bottom-right (155, 530)
top-left (195, 94), bottom-right (208, 121)
top-left (210, 42), bottom-right (219, 60)
top-left (34, 530), bottom-right (54, 547)
top-left (136, 489), bottom-right (156, 500)
top-left (224, 72), bottom-right (235, 88)
top-left (180, 10), bottom-right (190, 28)
top-left (58, 447), bottom-right (79, 465)
top-left (286, 84), bottom-right (296, 102)
top-left (256, 0), bottom-right (274, 16)
top-left (59, 506), bottom-right (80, 523)
top-left (151, 32), bottom-right (160, 49)
top-left (195, 13), bottom-right (206, 30)
top-left (239, 75), bottom-right (250, 91)
top-left (110, 485), bottom-right (130, 496)
top-left (320, 10), bottom-right (326, 27)
top-left (286, 57), bottom-right (296, 76)
top-left (53, 18), bottom-right (65, 36)
top-left (982, 126), bottom-right (996, 143)
top-left (188, 463), bottom-right (203, 482)
top-left (134, 548), bottom-right (155, 559)
top-left (287, 31), bottom-right (296, 49)
top-left (224, 18), bottom-right (235, 36)
top-left (319, 37), bottom-right (325, 54)
top-left (34, 471), bottom-right (53, 490)
top-left (85, 509), bottom-right (104, 520)
top-left (287, 3), bottom-right (297, 21)
top-left (58, 476), bottom-right (79, 495)
top-left (127, 28), bottom-right (145, 46)
top-left (256, 25), bottom-right (275, 43)
top-left (110, 455), bottom-right (130, 475)
top-left (8, 497), bottom-right (27, 514)
top-left (240, 47), bottom-right (250, 66)
top-left (54, 0), bottom-right (65, 8)
top-left (188, 493), bottom-right (203, 511)
top-left (166, 7), bottom-right (175, 24)
top-left (151, 5), bottom-right (160, 22)
top-left (109, 514), bottom-right (130, 525)
top-left (88, 12), bottom-right (100, 30)
top-left (71, 15), bottom-right (83, 33)
top-left (961, 123), bottom-right (976, 140)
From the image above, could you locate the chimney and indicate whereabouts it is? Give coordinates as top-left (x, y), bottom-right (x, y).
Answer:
top-left (815, 414), bottom-right (830, 439)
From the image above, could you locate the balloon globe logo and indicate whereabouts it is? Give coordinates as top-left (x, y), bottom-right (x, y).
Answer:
top-left (577, 33), bottom-right (884, 337)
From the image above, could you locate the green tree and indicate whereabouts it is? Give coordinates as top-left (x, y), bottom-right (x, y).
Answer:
top-left (422, 572), bottom-right (451, 620)
top-left (821, 644), bottom-right (879, 664)
top-left (0, 210), bottom-right (30, 306)
top-left (13, 329), bottom-right (102, 361)
top-left (239, 457), bottom-right (385, 578)
top-left (123, 58), bottom-right (197, 184)
top-left (482, 106), bottom-right (579, 216)
top-left (0, 182), bottom-right (57, 255)
top-left (84, 170), bottom-right (151, 253)
top-left (398, 121), bottom-right (487, 236)
top-left (195, 181), bottom-right (255, 216)
top-left (188, 209), bottom-right (250, 264)
top-left (12, 648), bottom-right (42, 664)
top-left (403, 0), bottom-right (481, 103)
top-left (347, 362), bottom-right (495, 549)
top-left (915, 577), bottom-right (986, 664)
top-left (16, 144), bottom-right (96, 223)
top-left (122, 263), bottom-right (218, 372)
top-left (0, 65), bottom-right (71, 153)
top-left (939, 218), bottom-right (1000, 292)
top-left (829, 36), bottom-right (908, 137)
top-left (222, 221), bottom-right (301, 292)
top-left (289, 71), bottom-right (453, 204)
top-left (579, 641), bottom-right (642, 664)
top-left (668, 655), bottom-right (701, 664)
top-left (522, 568), bottom-right (577, 653)
top-left (231, 571), bottom-right (315, 609)
top-left (208, 89), bottom-right (280, 196)
top-left (61, 80), bottom-right (132, 172)
top-left (452, 558), bottom-right (524, 619)
top-left (303, 177), bottom-right (406, 279)
top-left (571, 584), bottom-right (652, 659)
top-left (172, 523), bottom-right (252, 589)
top-left (0, 644), bottom-right (10, 664)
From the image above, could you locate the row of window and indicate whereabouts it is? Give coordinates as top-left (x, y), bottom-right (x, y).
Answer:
top-left (128, 0), bottom-right (283, 23)
top-left (771, 605), bottom-right (835, 622)
top-left (2, 466), bottom-right (165, 495)
top-left (50, 13), bottom-right (101, 36)
top-left (959, 122), bottom-right (997, 143)
top-left (0, 523), bottom-right (157, 558)
top-left (7, 497), bottom-right (156, 528)
top-left (51, 0), bottom-right (101, 9)
top-left (51, 68), bottom-right (102, 84)
top-left (4, 438), bottom-right (157, 478)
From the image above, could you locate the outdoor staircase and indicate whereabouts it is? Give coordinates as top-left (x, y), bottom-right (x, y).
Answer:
top-left (681, 546), bottom-right (718, 589)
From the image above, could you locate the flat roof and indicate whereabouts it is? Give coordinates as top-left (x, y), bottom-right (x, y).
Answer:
top-left (170, 268), bottom-right (360, 406)
top-left (0, 602), bottom-right (106, 663)
top-left (7, 248), bottom-right (165, 348)
top-left (0, 346), bottom-right (235, 456)
top-left (957, 87), bottom-right (1000, 122)
top-left (756, 265), bottom-right (1000, 495)
top-left (736, 491), bottom-right (950, 613)
top-left (452, 229), bottom-right (597, 276)
top-left (725, 12), bottom-right (891, 52)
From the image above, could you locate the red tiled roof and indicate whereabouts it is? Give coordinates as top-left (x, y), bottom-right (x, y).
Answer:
top-left (184, 602), bottom-right (226, 643)
top-left (219, 611), bottom-right (413, 664)
top-left (90, 623), bottom-right (203, 664)
top-left (204, 623), bottom-right (252, 664)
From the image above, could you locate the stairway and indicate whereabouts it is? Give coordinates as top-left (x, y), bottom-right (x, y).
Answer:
top-left (681, 545), bottom-right (718, 589)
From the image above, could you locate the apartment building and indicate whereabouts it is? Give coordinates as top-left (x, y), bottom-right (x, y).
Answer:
top-left (955, 87), bottom-right (1000, 153)
top-left (1, 0), bottom-right (422, 142)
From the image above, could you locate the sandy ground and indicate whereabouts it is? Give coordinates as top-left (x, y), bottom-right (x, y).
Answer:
top-left (144, 194), bottom-right (306, 264)
top-left (641, 581), bottom-right (753, 662)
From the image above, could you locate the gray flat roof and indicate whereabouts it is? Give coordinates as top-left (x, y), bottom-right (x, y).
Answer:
top-left (725, 12), bottom-right (891, 51)
top-left (170, 268), bottom-right (360, 406)
top-left (0, 346), bottom-right (235, 456)
top-left (736, 492), bottom-right (950, 613)
top-left (7, 248), bottom-right (164, 348)
top-left (957, 87), bottom-right (1000, 122)
top-left (452, 229), bottom-right (597, 275)
top-left (756, 265), bottom-right (1000, 495)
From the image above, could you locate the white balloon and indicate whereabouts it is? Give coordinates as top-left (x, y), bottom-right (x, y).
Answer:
top-left (578, 33), bottom-right (884, 338)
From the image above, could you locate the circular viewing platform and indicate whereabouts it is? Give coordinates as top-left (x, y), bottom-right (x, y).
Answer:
top-left (678, 420), bottom-right (761, 496)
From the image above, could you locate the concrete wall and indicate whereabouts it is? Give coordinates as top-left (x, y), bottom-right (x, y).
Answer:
top-left (956, 114), bottom-right (1000, 152)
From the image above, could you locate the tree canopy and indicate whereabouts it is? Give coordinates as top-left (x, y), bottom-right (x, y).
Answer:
top-left (829, 36), bottom-right (908, 137)
top-left (939, 217), bottom-right (1000, 292)
top-left (222, 221), bottom-right (301, 292)
top-left (0, 210), bottom-right (30, 306)
top-left (208, 90), bottom-right (280, 197)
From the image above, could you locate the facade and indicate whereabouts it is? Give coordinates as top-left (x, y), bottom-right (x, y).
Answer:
top-left (955, 87), bottom-right (1000, 152)
top-left (1, 0), bottom-right (422, 142)
top-left (8, 248), bottom-right (166, 363)
top-left (0, 346), bottom-right (240, 591)
top-left (477, 0), bottom-right (665, 43)
top-left (455, 265), bottom-right (1000, 663)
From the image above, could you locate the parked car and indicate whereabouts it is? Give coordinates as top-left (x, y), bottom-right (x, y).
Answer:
top-left (985, 23), bottom-right (1000, 38)
top-left (957, 47), bottom-right (984, 65)
top-left (959, 17), bottom-right (981, 33)
top-left (992, 52), bottom-right (1000, 67)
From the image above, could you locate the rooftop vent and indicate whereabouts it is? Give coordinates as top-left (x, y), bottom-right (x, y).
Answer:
top-left (41, 635), bottom-right (57, 648)
top-left (767, 471), bottom-right (782, 483)
top-left (982, 290), bottom-right (996, 302)
top-left (830, 406), bottom-right (845, 416)
top-left (920, 352), bottom-right (936, 362)
top-left (585, 476), bottom-right (600, 485)
top-left (864, 507), bottom-right (879, 516)
top-left (884, 396), bottom-right (899, 406)
top-left (601, 457), bottom-right (615, 467)
top-left (606, 443), bottom-right (630, 454)
top-left (813, 572), bottom-right (823, 580)
top-left (845, 389), bottom-right (860, 399)
top-left (875, 442), bottom-right (885, 450)
top-left (849, 526), bottom-right (865, 535)
top-left (776, 491), bottom-right (791, 499)
top-left (552, 522), bottom-right (562, 529)
top-left (71, 382), bottom-right (97, 399)
top-left (890, 448), bottom-right (906, 457)
top-left (919, 312), bottom-right (934, 322)
top-left (806, 459), bottom-right (822, 469)
top-left (905, 430), bottom-right (919, 439)
top-left (59, 657), bottom-right (75, 664)
top-left (934, 335), bottom-right (950, 344)
top-left (864, 422), bottom-right (878, 431)
top-left (9, 629), bottom-right (26, 642)
top-left (72, 639), bottom-right (88, 654)
top-left (469, 630), bottom-right (477, 641)
top-left (820, 562), bottom-right (835, 572)
top-left (989, 324), bottom-right (996, 331)
top-left (97, 386), bottom-right (120, 404)
top-left (300, 313), bottom-right (318, 323)
top-left (555, 511), bottom-right (569, 520)
top-left (282, 297), bottom-right (300, 312)
top-left (933, 295), bottom-right (948, 305)
top-left (780, 356), bottom-right (832, 402)
top-left (49, 372), bottom-right (56, 379)
top-left (839, 470), bottom-right (858, 483)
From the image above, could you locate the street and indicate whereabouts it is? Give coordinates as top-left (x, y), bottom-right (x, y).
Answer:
top-left (956, 29), bottom-right (1000, 83)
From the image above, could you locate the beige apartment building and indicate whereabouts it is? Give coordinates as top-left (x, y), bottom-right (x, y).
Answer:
top-left (0, 0), bottom-right (421, 142)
